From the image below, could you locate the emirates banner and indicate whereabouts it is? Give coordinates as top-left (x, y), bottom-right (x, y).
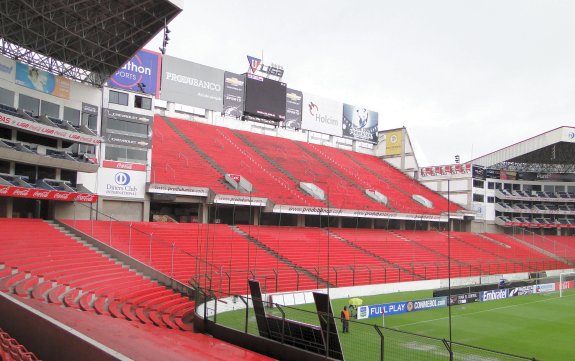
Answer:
top-left (0, 185), bottom-right (97, 202)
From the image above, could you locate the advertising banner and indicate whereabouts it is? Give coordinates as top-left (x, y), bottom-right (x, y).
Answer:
top-left (449, 292), bottom-right (480, 305)
top-left (103, 108), bottom-right (152, 124)
top-left (301, 94), bottom-right (343, 137)
top-left (102, 160), bottom-right (146, 172)
top-left (0, 55), bottom-right (15, 82)
top-left (534, 283), bottom-right (555, 294)
top-left (480, 289), bottom-right (508, 302)
top-left (564, 128), bottom-right (575, 142)
top-left (357, 297), bottom-right (448, 319)
top-left (285, 88), bottom-right (303, 130)
top-left (15, 62), bottom-right (70, 99)
top-left (147, 183), bottom-right (210, 197)
top-left (161, 56), bottom-right (224, 112)
top-left (108, 49), bottom-right (161, 96)
top-left (508, 286), bottom-right (534, 297)
top-left (383, 129), bottom-right (403, 156)
top-left (82, 103), bottom-right (99, 116)
top-left (222, 72), bottom-right (245, 118)
top-left (213, 194), bottom-right (268, 207)
top-left (0, 112), bottom-right (101, 145)
top-left (342, 104), bottom-right (378, 144)
top-left (472, 165), bottom-right (485, 180)
top-left (0, 184), bottom-right (97, 202)
top-left (104, 133), bottom-right (150, 149)
top-left (97, 168), bottom-right (146, 199)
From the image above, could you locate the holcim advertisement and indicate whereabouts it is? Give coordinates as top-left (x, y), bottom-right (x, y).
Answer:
top-left (108, 49), bottom-right (161, 96)
top-left (301, 94), bottom-right (343, 137)
top-left (97, 168), bottom-right (146, 199)
top-left (160, 56), bottom-right (224, 112)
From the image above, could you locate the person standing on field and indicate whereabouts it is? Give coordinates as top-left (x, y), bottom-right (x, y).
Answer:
top-left (341, 306), bottom-right (350, 333)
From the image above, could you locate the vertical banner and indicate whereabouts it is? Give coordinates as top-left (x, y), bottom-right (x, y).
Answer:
top-left (384, 129), bottom-right (403, 155)
top-left (15, 62), bottom-right (70, 99)
top-left (108, 49), bottom-right (161, 96)
top-left (301, 93), bottom-right (343, 137)
top-left (342, 103), bottom-right (378, 144)
top-left (285, 88), bottom-right (303, 129)
top-left (222, 71), bottom-right (245, 118)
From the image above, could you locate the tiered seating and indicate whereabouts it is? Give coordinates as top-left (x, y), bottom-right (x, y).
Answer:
top-left (0, 219), bottom-right (194, 331)
top-left (237, 131), bottom-right (389, 211)
top-left (347, 151), bottom-right (463, 214)
top-left (0, 328), bottom-right (40, 361)
top-left (301, 142), bottom-right (440, 214)
top-left (63, 220), bottom-right (319, 294)
top-left (331, 228), bottom-right (451, 280)
top-left (237, 225), bottom-right (402, 286)
top-left (151, 115), bottom-right (237, 194)
top-left (169, 118), bottom-right (324, 207)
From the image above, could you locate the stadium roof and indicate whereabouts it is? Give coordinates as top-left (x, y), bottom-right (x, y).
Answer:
top-left (471, 126), bottom-right (575, 173)
top-left (0, 0), bottom-right (182, 85)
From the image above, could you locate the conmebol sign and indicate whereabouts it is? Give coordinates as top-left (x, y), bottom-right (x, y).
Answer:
top-left (160, 56), bottom-right (224, 112)
top-left (108, 49), bottom-right (161, 96)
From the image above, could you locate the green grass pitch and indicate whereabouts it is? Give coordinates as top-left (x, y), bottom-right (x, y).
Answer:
top-left (213, 288), bottom-right (575, 361)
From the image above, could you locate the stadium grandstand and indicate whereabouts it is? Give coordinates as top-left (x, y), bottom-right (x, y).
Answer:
top-left (0, 1), bottom-right (574, 361)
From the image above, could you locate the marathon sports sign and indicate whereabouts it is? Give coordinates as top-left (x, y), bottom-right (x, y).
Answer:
top-left (272, 204), bottom-right (466, 221)
top-left (0, 185), bottom-right (97, 203)
top-left (357, 297), bottom-right (447, 319)
top-left (147, 183), bottom-right (210, 197)
top-left (0, 113), bottom-right (101, 145)
top-left (108, 49), bottom-right (161, 96)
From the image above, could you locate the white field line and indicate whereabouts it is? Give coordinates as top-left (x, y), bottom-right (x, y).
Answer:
top-left (394, 291), bottom-right (575, 329)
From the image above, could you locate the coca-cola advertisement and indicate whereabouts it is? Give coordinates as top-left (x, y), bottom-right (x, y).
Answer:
top-left (0, 185), bottom-right (97, 203)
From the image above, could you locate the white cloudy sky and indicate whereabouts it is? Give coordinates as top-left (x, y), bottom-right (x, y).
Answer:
top-left (146, 0), bottom-right (575, 166)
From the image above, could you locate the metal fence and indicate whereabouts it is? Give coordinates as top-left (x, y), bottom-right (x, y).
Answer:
top-left (195, 289), bottom-right (539, 361)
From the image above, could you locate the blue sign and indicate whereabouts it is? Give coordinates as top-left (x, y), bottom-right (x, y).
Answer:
top-left (357, 297), bottom-right (448, 319)
top-left (108, 49), bottom-right (160, 95)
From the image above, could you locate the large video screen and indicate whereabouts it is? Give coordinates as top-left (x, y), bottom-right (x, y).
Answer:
top-left (244, 73), bottom-right (286, 121)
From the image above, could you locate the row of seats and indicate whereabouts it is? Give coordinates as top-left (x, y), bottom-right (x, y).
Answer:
top-left (151, 115), bottom-right (462, 215)
top-left (0, 219), bottom-right (194, 332)
top-left (0, 104), bottom-right (95, 136)
top-left (62, 220), bottom-right (569, 293)
top-left (0, 327), bottom-right (39, 361)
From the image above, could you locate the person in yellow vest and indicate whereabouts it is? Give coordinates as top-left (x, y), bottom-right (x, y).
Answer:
top-left (341, 306), bottom-right (350, 333)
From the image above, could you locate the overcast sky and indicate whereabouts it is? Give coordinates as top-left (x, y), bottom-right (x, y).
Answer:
top-left (146, 0), bottom-right (575, 166)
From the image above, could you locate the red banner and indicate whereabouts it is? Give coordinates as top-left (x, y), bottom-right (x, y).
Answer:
top-left (0, 185), bottom-right (97, 203)
top-left (102, 160), bottom-right (146, 171)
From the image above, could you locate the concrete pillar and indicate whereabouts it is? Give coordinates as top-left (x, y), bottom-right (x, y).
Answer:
top-left (297, 214), bottom-right (305, 227)
top-left (199, 203), bottom-right (209, 224)
top-left (252, 207), bottom-right (260, 226)
top-left (399, 220), bottom-right (406, 230)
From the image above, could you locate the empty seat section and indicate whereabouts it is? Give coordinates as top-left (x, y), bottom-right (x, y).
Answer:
top-left (0, 218), bottom-right (193, 330)
top-left (237, 131), bottom-right (389, 211)
top-left (237, 225), bottom-right (399, 286)
top-left (168, 117), bottom-right (324, 207)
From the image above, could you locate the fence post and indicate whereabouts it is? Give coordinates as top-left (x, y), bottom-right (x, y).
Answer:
top-left (149, 233), bottom-right (153, 264)
top-left (442, 338), bottom-right (453, 361)
top-left (109, 216), bottom-right (112, 245)
top-left (171, 242), bottom-right (175, 278)
top-left (374, 325), bottom-right (385, 361)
